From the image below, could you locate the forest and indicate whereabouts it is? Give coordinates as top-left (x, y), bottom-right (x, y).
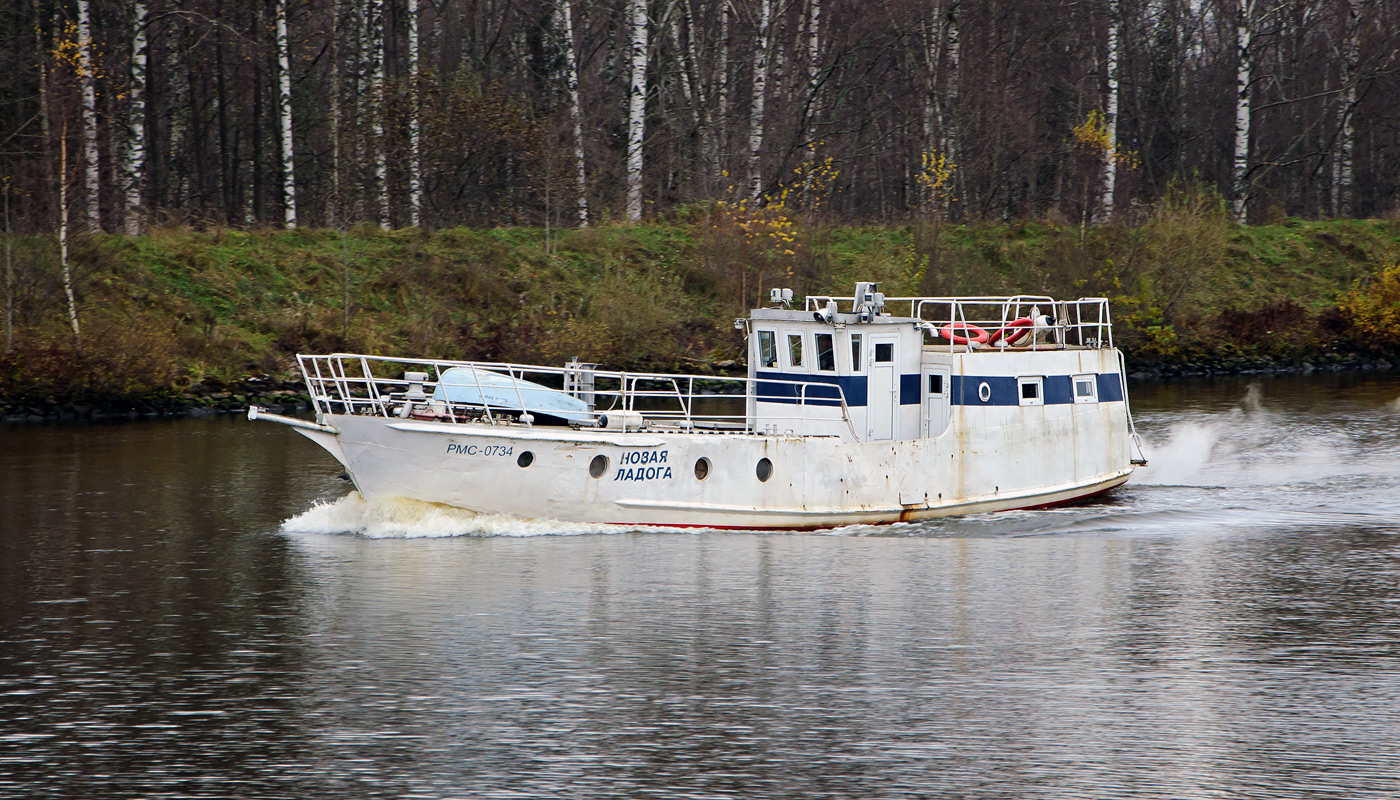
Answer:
top-left (2, 0), bottom-right (1400, 413)
top-left (1, 0), bottom-right (1398, 234)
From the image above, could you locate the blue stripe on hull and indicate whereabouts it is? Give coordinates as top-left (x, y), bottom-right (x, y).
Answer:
top-left (950, 374), bottom-right (1125, 406)
top-left (753, 371), bottom-right (1126, 407)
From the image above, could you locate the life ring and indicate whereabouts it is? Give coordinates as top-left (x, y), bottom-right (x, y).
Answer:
top-left (988, 317), bottom-right (1034, 346)
top-left (940, 322), bottom-right (989, 344)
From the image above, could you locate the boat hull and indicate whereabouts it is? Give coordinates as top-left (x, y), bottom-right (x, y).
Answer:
top-left (304, 409), bottom-right (1134, 530)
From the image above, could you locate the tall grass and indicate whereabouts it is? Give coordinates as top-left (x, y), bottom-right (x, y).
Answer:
top-left (2, 201), bottom-right (1398, 406)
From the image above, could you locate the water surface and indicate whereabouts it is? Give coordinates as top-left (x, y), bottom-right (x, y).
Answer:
top-left (3, 373), bottom-right (1399, 798)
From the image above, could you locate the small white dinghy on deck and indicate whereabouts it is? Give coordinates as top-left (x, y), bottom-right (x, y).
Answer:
top-left (251, 283), bottom-right (1147, 529)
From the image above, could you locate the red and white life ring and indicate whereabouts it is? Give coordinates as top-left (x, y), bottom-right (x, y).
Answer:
top-left (988, 317), bottom-right (1034, 346)
top-left (940, 322), bottom-right (989, 344)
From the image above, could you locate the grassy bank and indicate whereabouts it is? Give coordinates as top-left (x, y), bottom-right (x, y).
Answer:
top-left (2, 201), bottom-right (1399, 416)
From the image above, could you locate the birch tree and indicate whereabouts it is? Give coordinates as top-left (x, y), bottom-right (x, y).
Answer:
top-left (59, 122), bottom-right (81, 351)
top-left (1231, 0), bottom-right (1255, 223)
top-left (1332, 0), bottom-right (1359, 217)
top-left (625, 0), bottom-right (648, 221)
top-left (747, 0), bottom-right (771, 200)
top-left (408, 0), bottom-right (422, 227)
top-left (275, 0), bottom-right (297, 227)
top-left (3, 178), bottom-right (13, 352)
top-left (559, 0), bottom-right (588, 225)
top-left (718, 0), bottom-right (729, 139)
top-left (76, 0), bottom-right (100, 231)
top-left (803, 0), bottom-right (820, 177)
top-left (371, 0), bottom-right (389, 229)
top-left (329, 0), bottom-right (342, 226)
top-left (123, 0), bottom-right (147, 235)
top-left (1099, 0), bottom-right (1120, 222)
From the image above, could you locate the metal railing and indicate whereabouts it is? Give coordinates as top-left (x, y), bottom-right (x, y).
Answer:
top-left (804, 294), bottom-right (1115, 351)
top-left (298, 353), bottom-right (854, 437)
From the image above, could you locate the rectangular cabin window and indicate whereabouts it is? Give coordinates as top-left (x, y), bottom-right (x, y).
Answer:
top-left (788, 334), bottom-right (805, 368)
top-left (1074, 374), bottom-right (1099, 403)
top-left (875, 342), bottom-right (894, 363)
top-left (850, 334), bottom-right (863, 372)
top-left (757, 331), bottom-right (778, 369)
top-left (1018, 376), bottom-right (1044, 406)
top-left (816, 333), bottom-right (836, 372)
top-left (927, 374), bottom-right (944, 395)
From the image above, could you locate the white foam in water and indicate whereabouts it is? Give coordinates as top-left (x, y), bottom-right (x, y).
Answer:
top-left (1136, 421), bottom-right (1222, 486)
top-left (281, 492), bottom-right (620, 538)
top-left (1137, 384), bottom-right (1361, 489)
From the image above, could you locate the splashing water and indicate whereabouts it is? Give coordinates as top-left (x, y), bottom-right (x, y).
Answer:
top-left (1132, 379), bottom-right (1389, 489)
top-left (282, 492), bottom-right (620, 538)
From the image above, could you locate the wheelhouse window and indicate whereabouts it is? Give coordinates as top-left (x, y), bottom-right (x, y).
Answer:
top-left (1018, 376), bottom-right (1044, 406)
top-left (927, 374), bottom-right (944, 396)
top-left (815, 333), bottom-right (836, 372)
top-left (757, 331), bottom-right (778, 369)
top-left (787, 334), bottom-right (805, 368)
top-left (875, 342), bottom-right (894, 363)
top-left (1074, 374), bottom-right (1099, 403)
top-left (850, 334), bottom-right (863, 372)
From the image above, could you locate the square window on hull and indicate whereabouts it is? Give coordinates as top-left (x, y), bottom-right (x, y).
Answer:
top-left (1018, 377), bottom-right (1043, 406)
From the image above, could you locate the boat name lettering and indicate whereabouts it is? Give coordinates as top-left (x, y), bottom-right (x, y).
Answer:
top-left (619, 449), bottom-right (668, 465)
top-left (445, 443), bottom-right (514, 457)
top-left (613, 466), bottom-right (674, 482)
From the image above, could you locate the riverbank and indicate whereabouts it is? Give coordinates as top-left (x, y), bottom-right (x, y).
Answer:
top-left (2, 203), bottom-right (1398, 419)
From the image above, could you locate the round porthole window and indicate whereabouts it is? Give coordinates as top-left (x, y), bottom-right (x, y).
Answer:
top-left (978, 381), bottom-right (991, 403)
top-left (517, 450), bottom-right (534, 468)
top-left (756, 457), bottom-right (773, 482)
top-left (694, 457), bottom-right (712, 481)
top-left (589, 454), bottom-right (609, 478)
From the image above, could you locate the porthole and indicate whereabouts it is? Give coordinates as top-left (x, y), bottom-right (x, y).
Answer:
top-left (517, 450), bottom-right (535, 468)
top-left (756, 457), bottom-right (773, 482)
top-left (694, 457), bottom-right (712, 481)
top-left (978, 381), bottom-right (991, 403)
top-left (588, 454), bottom-right (609, 478)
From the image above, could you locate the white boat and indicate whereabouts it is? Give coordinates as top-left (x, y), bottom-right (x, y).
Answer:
top-left (251, 282), bottom-right (1147, 530)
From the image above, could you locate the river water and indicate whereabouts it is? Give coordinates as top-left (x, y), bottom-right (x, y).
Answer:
top-left (3, 373), bottom-right (1399, 799)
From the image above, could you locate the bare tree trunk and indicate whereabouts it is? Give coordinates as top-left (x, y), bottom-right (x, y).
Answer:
top-left (329, 0), bottom-right (342, 227)
top-left (77, 0), bottom-right (101, 231)
top-left (560, 0), bottom-right (589, 226)
top-left (408, 0), bottom-right (423, 227)
top-left (943, 0), bottom-right (961, 213)
top-left (371, 0), bottom-right (390, 230)
top-left (123, 0), bottom-right (148, 235)
top-left (37, 0), bottom-right (52, 228)
top-left (276, 0), bottom-right (297, 228)
top-left (717, 1), bottom-right (729, 167)
top-left (625, 0), bottom-right (648, 221)
top-left (804, 0), bottom-right (819, 163)
top-left (3, 178), bottom-right (12, 353)
top-left (1231, 0), bottom-right (1254, 223)
top-left (678, 0), bottom-right (713, 185)
top-left (59, 123), bottom-right (81, 352)
top-left (1099, 0), bottom-right (1119, 222)
top-left (747, 0), bottom-right (770, 200)
top-left (1333, 0), bottom-right (1359, 217)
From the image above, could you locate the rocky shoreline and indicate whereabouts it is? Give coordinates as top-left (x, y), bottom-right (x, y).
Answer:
top-left (5, 352), bottom-right (1397, 424)
top-left (1125, 352), bottom-right (1394, 381)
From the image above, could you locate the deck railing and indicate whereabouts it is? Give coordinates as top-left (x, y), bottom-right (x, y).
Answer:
top-left (298, 353), bottom-right (855, 437)
top-left (804, 294), bottom-right (1114, 350)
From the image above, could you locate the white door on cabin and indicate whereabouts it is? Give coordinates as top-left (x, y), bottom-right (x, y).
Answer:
top-left (868, 336), bottom-right (898, 440)
top-left (923, 366), bottom-right (951, 438)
